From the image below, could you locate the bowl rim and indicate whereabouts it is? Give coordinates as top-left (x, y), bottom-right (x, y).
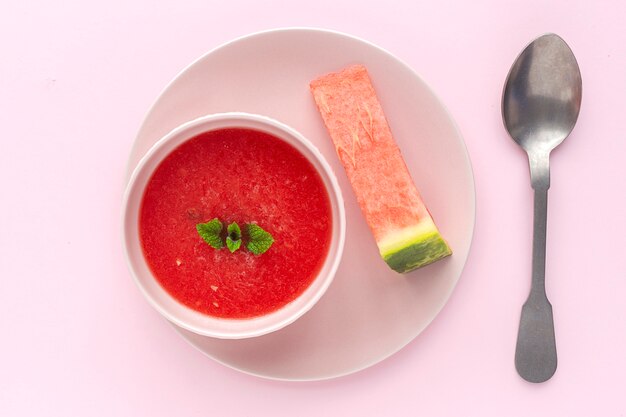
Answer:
top-left (122, 112), bottom-right (346, 339)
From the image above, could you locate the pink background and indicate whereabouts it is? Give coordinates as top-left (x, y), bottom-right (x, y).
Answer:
top-left (1, 0), bottom-right (625, 415)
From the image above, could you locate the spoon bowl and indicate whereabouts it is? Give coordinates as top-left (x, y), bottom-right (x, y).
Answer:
top-left (503, 33), bottom-right (582, 156)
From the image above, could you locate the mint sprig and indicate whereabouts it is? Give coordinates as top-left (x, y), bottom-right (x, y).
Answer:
top-left (246, 224), bottom-right (275, 255)
top-left (196, 218), bottom-right (224, 249)
top-left (226, 222), bottom-right (242, 253)
top-left (196, 218), bottom-right (275, 255)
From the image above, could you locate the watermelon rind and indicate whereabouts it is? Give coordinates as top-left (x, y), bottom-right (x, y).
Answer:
top-left (379, 221), bottom-right (452, 273)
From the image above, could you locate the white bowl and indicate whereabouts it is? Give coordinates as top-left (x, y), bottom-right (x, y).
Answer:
top-left (122, 112), bottom-right (346, 339)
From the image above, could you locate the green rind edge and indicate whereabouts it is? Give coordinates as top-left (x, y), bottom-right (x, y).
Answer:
top-left (382, 232), bottom-right (452, 273)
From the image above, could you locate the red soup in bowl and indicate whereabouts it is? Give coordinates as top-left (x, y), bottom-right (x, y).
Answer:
top-left (123, 113), bottom-right (345, 339)
top-left (140, 128), bottom-right (332, 318)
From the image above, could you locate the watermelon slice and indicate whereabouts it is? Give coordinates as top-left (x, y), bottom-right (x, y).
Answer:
top-left (309, 64), bottom-right (451, 273)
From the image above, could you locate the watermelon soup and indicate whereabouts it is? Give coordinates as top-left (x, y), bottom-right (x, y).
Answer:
top-left (139, 128), bottom-right (333, 319)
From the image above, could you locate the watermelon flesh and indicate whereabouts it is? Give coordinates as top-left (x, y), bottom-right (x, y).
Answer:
top-left (309, 64), bottom-right (451, 273)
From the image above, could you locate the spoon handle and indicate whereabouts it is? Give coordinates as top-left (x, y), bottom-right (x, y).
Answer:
top-left (515, 187), bottom-right (557, 383)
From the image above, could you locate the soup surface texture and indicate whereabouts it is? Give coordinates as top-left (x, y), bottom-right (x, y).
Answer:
top-left (139, 128), bottom-right (332, 318)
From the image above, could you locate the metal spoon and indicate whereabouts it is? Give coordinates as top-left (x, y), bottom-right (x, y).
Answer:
top-left (502, 33), bottom-right (582, 383)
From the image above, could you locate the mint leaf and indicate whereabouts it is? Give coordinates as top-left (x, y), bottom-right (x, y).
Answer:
top-left (196, 218), bottom-right (224, 249)
top-left (246, 223), bottom-right (274, 255)
top-left (226, 222), bottom-right (242, 253)
top-left (226, 237), bottom-right (241, 252)
top-left (227, 222), bottom-right (241, 240)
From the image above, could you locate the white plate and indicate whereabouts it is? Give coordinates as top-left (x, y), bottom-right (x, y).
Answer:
top-left (126, 28), bottom-right (475, 381)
